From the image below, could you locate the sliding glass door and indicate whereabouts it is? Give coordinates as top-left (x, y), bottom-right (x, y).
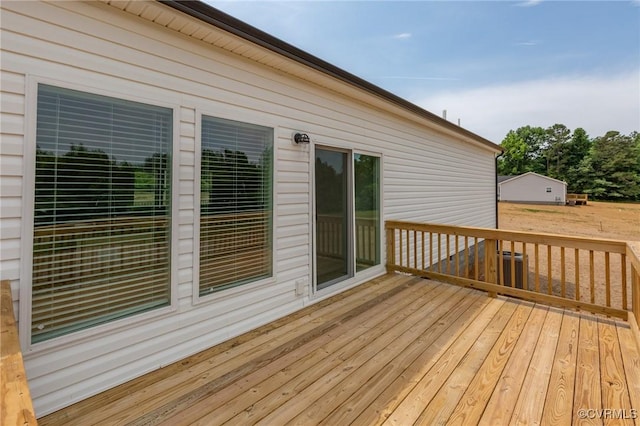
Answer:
top-left (315, 148), bottom-right (380, 290)
top-left (315, 148), bottom-right (351, 288)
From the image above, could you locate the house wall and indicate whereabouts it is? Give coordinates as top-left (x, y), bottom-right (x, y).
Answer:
top-left (0, 0), bottom-right (498, 416)
top-left (499, 174), bottom-right (567, 204)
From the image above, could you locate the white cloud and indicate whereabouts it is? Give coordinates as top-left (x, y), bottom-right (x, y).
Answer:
top-left (516, 0), bottom-right (543, 7)
top-left (392, 32), bottom-right (412, 40)
top-left (514, 40), bottom-right (539, 46)
top-left (415, 69), bottom-right (640, 143)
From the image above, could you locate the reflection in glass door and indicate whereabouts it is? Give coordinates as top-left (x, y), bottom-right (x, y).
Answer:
top-left (355, 154), bottom-right (380, 272)
top-left (315, 148), bottom-right (351, 289)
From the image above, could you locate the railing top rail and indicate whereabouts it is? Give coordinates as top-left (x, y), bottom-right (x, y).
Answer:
top-left (385, 220), bottom-right (628, 253)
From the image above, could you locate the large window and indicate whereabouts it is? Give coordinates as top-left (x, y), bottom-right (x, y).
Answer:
top-left (32, 84), bottom-right (172, 343)
top-left (199, 115), bottom-right (273, 295)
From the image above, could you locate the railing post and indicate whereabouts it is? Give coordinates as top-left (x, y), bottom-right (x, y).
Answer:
top-left (486, 239), bottom-right (498, 297)
top-left (386, 225), bottom-right (395, 273)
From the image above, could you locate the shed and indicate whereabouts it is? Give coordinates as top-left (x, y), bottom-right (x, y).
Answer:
top-left (0, 0), bottom-right (502, 416)
top-left (498, 172), bottom-right (567, 204)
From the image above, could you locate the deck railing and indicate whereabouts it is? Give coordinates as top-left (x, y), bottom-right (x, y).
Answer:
top-left (567, 193), bottom-right (588, 205)
top-left (317, 215), bottom-right (378, 266)
top-left (385, 220), bottom-right (640, 330)
top-left (1, 280), bottom-right (37, 425)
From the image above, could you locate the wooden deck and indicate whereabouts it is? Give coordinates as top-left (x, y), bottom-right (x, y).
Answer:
top-left (40, 274), bottom-right (640, 425)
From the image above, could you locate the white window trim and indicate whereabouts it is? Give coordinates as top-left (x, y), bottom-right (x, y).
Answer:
top-left (192, 108), bottom-right (278, 306)
top-left (309, 141), bottom-right (385, 301)
top-left (20, 75), bottom-right (181, 354)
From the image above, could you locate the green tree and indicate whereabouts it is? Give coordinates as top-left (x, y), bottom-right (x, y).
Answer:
top-left (499, 124), bottom-right (639, 201)
top-left (498, 126), bottom-right (547, 175)
top-left (563, 128), bottom-right (591, 192)
top-left (498, 131), bottom-right (528, 175)
top-left (544, 123), bottom-right (571, 179)
top-left (575, 131), bottom-right (640, 200)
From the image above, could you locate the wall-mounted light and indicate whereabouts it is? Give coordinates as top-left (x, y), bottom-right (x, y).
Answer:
top-left (293, 132), bottom-right (310, 144)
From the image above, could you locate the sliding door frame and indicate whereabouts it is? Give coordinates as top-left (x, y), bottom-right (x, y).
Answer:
top-left (311, 143), bottom-right (383, 295)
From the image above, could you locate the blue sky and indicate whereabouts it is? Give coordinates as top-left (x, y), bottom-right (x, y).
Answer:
top-left (205, 0), bottom-right (640, 143)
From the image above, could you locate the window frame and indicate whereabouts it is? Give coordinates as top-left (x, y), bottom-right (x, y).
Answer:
top-left (192, 109), bottom-right (277, 305)
top-left (20, 76), bottom-right (180, 352)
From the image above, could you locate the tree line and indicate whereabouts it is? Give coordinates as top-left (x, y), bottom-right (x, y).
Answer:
top-left (498, 124), bottom-right (640, 201)
top-left (35, 145), bottom-right (169, 225)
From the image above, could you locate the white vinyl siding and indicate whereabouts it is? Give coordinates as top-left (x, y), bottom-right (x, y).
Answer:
top-left (0, 0), bottom-right (498, 416)
top-left (0, 70), bottom-right (25, 318)
top-left (499, 173), bottom-right (567, 204)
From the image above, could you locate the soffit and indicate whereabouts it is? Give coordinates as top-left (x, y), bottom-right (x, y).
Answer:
top-left (103, 0), bottom-right (502, 153)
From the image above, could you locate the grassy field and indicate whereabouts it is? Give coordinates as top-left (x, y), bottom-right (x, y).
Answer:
top-left (498, 201), bottom-right (639, 310)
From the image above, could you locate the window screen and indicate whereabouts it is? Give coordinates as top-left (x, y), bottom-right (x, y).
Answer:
top-left (200, 116), bottom-right (273, 295)
top-left (32, 84), bottom-right (172, 343)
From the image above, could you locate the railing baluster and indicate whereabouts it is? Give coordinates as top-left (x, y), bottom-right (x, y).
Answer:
top-left (605, 252), bottom-right (611, 307)
top-left (406, 229), bottom-right (410, 268)
top-left (437, 233), bottom-right (442, 273)
top-left (464, 236), bottom-right (469, 278)
top-left (510, 241), bottom-right (516, 288)
top-left (455, 235), bottom-right (460, 277)
top-left (421, 231), bottom-right (426, 270)
top-left (413, 230), bottom-right (418, 269)
top-left (486, 239), bottom-right (498, 297)
top-left (429, 232), bottom-right (433, 271)
top-left (575, 248), bottom-right (580, 302)
top-left (399, 229), bottom-right (404, 267)
top-left (499, 240), bottom-right (505, 286)
top-left (534, 244), bottom-right (540, 292)
top-left (446, 234), bottom-right (451, 275)
top-left (474, 237), bottom-right (479, 280)
top-left (561, 247), bottom-right (566, 298)
top-left (634, 269), bottom-right (640, 325)
top-left (590, 250), bottom-right (595, 304)
top-left (547, 245), bottom-right (553, 295)
top-left (621, 253), bottom-right (627, 310)
top-left (522, 242), bottom-right (528, 290)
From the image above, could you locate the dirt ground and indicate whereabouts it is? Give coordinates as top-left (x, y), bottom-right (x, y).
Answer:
top-left (499, 201), bottom-right (640, 241)
top-left (498, 201), bottom-right (640, 310)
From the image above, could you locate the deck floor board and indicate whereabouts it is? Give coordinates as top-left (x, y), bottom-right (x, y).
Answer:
top-left (39, 273), bottom-right (640, 426)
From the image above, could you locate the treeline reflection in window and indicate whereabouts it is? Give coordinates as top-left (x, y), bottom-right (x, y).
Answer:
top-left (199, 116), bottom-right (273, 295)
top-left (32, 84), bottom-right (172, 342)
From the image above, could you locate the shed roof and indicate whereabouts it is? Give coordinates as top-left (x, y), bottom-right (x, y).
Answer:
top-left (497, 175), bottom-right (516, 183)
top-left (160, 0), bottom-right (502, 153)
top-left (498, 172), bottom-right (567, 186)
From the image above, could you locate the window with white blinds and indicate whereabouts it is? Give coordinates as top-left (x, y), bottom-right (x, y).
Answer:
top-left (32, 84), bottom-right (172, 343)
top-left (199, 116), bottom-right (273, 295)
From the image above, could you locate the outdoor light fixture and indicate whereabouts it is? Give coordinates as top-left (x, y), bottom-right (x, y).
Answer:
top-left (293, 132), bottom-right (310, 144)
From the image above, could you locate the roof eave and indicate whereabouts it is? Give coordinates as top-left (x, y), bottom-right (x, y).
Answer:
top-left (160, 0), bottom-right (503, 153)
